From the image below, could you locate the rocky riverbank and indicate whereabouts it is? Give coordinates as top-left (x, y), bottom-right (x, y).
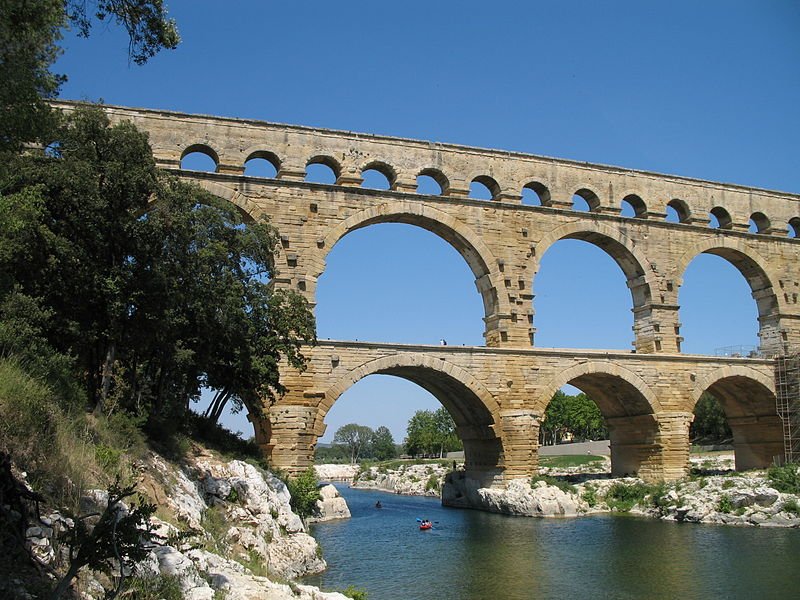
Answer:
top-left (348, 462), bottom-right (450, 497)
top-left (334, 455), bottom-right (800, 527)
top-left (11, 447), bottom-right (352, 600)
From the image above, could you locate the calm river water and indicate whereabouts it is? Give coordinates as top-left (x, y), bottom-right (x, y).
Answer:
top-left (305, 485), bottom-right (800, 600)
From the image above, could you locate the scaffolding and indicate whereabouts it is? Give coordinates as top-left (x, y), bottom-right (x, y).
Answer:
top-left (775, 354), bottom-right (800, 464)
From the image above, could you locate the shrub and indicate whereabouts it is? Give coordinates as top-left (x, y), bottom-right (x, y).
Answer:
top-left (582, 485), bottom-right (597, 507)
top-left (202, 505), bottom-right (231, 553)
top-left (767, 463), bottom-right (800, 494)
top-left (425, 474), bottom-right (440, 493)
top-left (782, 498), bottom-right (800, 515)
top-left (341, 585), bottom-right (368, 600)
top-left (605, 482), bottom-right (651, 512)
top-left (532, 475), bottom-right (576, 495)
top-left (287, 467), bottom-right (321, 520)
top-left (125, 574), bottom-right (184, 600)
top-left (717, 494), bottom-right (733, 514)
top-left (647, 482), bottom-right (670, 511)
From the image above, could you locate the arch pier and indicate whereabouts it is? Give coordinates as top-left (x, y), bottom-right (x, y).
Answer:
top-left (62, 101), bottom-right (800, 486)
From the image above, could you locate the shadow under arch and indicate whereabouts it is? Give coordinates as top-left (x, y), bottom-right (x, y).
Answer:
top-left (318, 202), bottom-right (509, 342)
top-left (316, 353), bottom-right (503, 476)
top-left (531, 222), bottom-right (656, 351)
top-left (674, 239), bottom-right (783, 354)
top-left (692, 365), bottom-right (782, 470)
top-left (535, 361), bottom-right (663, 477)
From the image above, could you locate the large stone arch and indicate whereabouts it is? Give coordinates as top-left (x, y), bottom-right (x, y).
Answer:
top-left (534, 361), bottom-right (666, 477)
top-left (691, 365), bottom-right (782, 470)
top-left (674, 239), bottom-right (783, 354)
top-left (531, 222), bottom-right (656, 351)
top-left (316, 352), bottom-right (503, 476)
top-left (316, 201), bottom-right (510, 342)
top-left (534, 360), bottom-right (662, 417)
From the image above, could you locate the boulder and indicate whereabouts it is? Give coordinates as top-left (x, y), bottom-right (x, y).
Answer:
top-left (308, 484), bottom-right (351, 523)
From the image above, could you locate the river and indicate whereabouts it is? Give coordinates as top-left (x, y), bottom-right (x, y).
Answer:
top-left (305, 485), bottom-right (800, 600)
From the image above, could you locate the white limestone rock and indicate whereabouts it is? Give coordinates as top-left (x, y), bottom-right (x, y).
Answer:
top-left (308, 484), bottom-right (351, 523)
top-left (314, 464), bottom-right (359, 481)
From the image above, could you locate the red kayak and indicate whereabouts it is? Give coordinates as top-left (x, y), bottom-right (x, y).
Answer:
top-left (419, 522), bottom-right (433, 530)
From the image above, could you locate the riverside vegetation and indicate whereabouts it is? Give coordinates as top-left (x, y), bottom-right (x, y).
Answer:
top-left (0, 3), bottom-right (369, 597)
top-left (338, 452), bottom-right (800, 526)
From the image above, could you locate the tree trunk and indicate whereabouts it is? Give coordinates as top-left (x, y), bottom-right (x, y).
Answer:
top-left (96, 341), bottom-right (117, 415)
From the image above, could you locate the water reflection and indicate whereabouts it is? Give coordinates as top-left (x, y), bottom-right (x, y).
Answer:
top-left (306, 486), bottom-right (800, 600)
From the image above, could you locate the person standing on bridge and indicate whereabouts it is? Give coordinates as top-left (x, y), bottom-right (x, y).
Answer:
top-left (440, 339), bottom-right (447, 346)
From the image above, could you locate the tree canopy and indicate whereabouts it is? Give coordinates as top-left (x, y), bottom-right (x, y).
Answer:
top-left (405, 407), bottom-right (462, 458)
top-left (539, 391), bottom-right (607, 446)
top-left (0, 0), bottom-right (178, 153)
top-left (0, 105), bottom-right (316, 429)
top-left (690, 392), bottom-right (732, 444)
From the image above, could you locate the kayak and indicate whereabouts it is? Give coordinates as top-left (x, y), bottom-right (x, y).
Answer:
top-left (419, 522), bottom-right (432, 530)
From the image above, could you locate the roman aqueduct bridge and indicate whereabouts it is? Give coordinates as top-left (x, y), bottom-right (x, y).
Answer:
top-left (57, 101), bottom-right (800, 485)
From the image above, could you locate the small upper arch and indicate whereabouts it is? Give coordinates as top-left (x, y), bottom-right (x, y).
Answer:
top-left (573, 188), bottom-right (601, 212)
top-left (469, 175), bottom-right (501, 201)
top-left (621, 193), bottom-right (647, 218)
top-left (522, 181), bottom-right (551, 206)
top-left (666, 198), bottom-right (691, 224)
top-left (709, 206), bottom-right (733, 230)
top-left (360, 160), bottom-right (397, 190)
top-left (749, 212), bottom-right (771, 234)
top-left (417, 168), bottom-right (449, 196)
top-left (180, 143), bottom-right (219, 172)
top-left (789, 217), bottom-right (800, 238)
top-left (306, 155), bottom-right (342, 184)
top-left (244, 150), bottom-right (281, 178)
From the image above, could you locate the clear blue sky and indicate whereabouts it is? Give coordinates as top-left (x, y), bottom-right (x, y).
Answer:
top-left (54, 1), bottom-right (800, 443)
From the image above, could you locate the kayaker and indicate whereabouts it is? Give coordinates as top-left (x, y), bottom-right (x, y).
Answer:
top-left (375, 501), bottom-right (382, 508)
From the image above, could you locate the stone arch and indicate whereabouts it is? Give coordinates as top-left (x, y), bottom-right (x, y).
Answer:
top-left (188, 179), bottom-right (260, 222)
top-left (692, 365), bottom-right (782, 470)
top-left (666, 198), bottom-right (692, 223)
top-left (470, 175), bottom-right (501, 200)
top-left (522, 181), bottom-right (551, 206)
top-left (710, 206), bottom-right (733, 229)
top-left (573, 187), bottom-right (602, 212)
top-left (243, 149), bottom-right (281, 176)
top-left (535, 361), bottom-right (664, 477)
top-left (531, 221), bottom-right (656, 350)
top-left (316, 353), bottom-right (502, 474)
top-left (749, 211), bottom-right (771, 234)
top-left (361, 160), bottom-right (397, 190)
top-left (306, 155), bottom-right (342, 182)
top-left (534, 361), bottom-right (662, 417)
top-left (621, 193), bottom-right (648, 218)
top-left (318, 202), bottom-right (509, 337)
top-left (674, 239), bottom-right (783, 354)
top-left (181, 143), bottom-right (219, 172)
top-left (417, 167), bottom-right (449, 196)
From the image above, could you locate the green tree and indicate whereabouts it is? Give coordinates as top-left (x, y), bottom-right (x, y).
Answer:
top-left (371, 426), bottom-right (397, 461)
top-left (405, 408), bottom-right (461, 457)
top-left (540, 391), bottom-right (607, 445)
top-left (0, 106), bottom-right (316, 426)
top-left (690, 392), bottom-right (732, 444)
top-left (286, 467), bottom-right (320, 521)
top-left (333, 424), bottom-right (374, 464)
top-left (405, 410), bottom-right (436, 456)
top-left (0, 0), bottom-right (178, 154)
